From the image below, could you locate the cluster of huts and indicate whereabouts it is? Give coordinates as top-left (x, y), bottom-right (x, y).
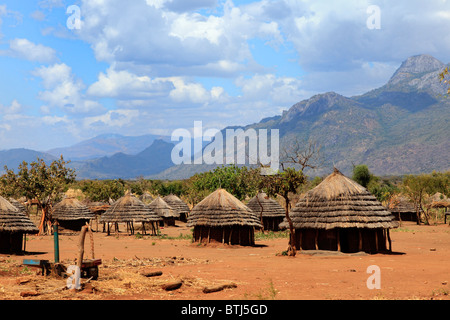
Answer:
top-left (1, 168), bottom-right (449, 255)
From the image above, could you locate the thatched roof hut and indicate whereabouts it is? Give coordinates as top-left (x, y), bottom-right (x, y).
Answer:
top-left (52, 197), bottom-right (96, 231)
top-left (100, 192), bottom-right (162, 235)
top-left (246, 192), bottom-right (286, 231)
top-left (187, 189), bottom-right (262, 246)
top-left (280, 168), bottom-right (398, 253)
top-left (148, 197), bottom-right (178, 227)
top-left (387, 194), bottom-right (418, 222)
top-left (139, 192), bottom-right (154, 204)
top-left (9, 198), bottom-right (28, 214)
top-left (163, 194), bottom-right (190, 221)
top-left (0, 195), bottom-right (38, 253)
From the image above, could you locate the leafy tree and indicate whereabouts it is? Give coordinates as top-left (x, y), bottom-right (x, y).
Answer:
top-left (439, 67), bottom-right (450, 95)
top-left (80, 179), bottom-right (125, 203)
top-left (0, 156), bottom-right (76, 235)
top-left (367, 177), bottom-right (398, 203)
top-left (186, 165), bottom-right (260, 202)
top-left (352, 164), bottom-right (372, 188)
top-left (260, 167), bottom-right (306, 257)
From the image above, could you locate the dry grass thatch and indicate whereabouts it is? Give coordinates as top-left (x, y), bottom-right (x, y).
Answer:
top-left (99, 192), bottom-right (162, 223)
top-left (139, 192), bottom-right (154, 204)
top-left (187, 189), bottom-right (262, 228)
top-left (246, 193), bottom-right (285, 218)
top-left (52, 198), bottom-right (96, 221)
top-left (280, 168), bottom-right (398, 230)
top-left (148, 197), bottom-right (179, 218)
top-left (0, 196), bottom-right (38, 233)
top-left (163, 194), bottom-right (190, 215)
top-left (387, 194), bottom-right (416, 213)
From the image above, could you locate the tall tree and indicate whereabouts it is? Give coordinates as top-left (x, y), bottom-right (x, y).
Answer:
top-left (260, 167), bottom-right (305, 257)
top-left (1, 156), bottom-right (76, 235)
top-left (352, 164), bottom-right (372, 188)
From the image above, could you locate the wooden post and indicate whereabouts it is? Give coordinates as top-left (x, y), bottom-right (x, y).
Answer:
top-left (315, 229), bottom-right (318, 250)
top-left (375, 230), bottom-right (379, 252)
top-left (358, 229), bottom-right (362, 252)
top-left (298, 230), bottom-right (302, 250)
top-left (88, 224), bottom-right (95, 259)
top-left (387, 229), bottom-right (392, 252)
top-left (77, 225), bottom-right (88, 269)
top-left (337, 229), bottom-right (341, 252)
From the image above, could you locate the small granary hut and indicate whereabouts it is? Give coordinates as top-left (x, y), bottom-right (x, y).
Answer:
top-left (163, 194), bottom-right (190, 222)
top-left (246, 192), bottom-right (286, 231)
top-left (148, 197), bottom-right (178, 227)
top-left (280, 168), bottom-right (398, 254)
top-left (99, 192), bottom-right (162, 235)
top-left (52, 197), bottom-right (96, 231)
top-left (187, 189), bottom-right (263, 246)
top-left (0, 195), bottom-right (38, 253)
top-left (387, 194), bottom-right (418, 222)
top-left (139, 192), bottom-right (154, 205)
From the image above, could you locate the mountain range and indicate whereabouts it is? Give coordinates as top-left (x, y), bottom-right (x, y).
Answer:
top-left (0, 54), bottom-right (449, 180)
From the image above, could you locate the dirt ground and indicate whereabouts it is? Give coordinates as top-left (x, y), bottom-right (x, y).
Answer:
top-left (1, 221), bottom-right (450, 301)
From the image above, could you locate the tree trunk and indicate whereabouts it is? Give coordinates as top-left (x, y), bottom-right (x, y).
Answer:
top-left (77, 226), bottom-right (89, 269)
top-left (284, 196), bottom-right (296, 257)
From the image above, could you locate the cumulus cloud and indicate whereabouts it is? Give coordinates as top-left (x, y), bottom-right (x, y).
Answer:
top-left (5, 38), bottom-right (57, 63)
top-left (32, 63), bottom-right (104, 115)
top-left (87, 67), bottom-right (174, 99)
top-left (75, 0), bottom-right (282, 77)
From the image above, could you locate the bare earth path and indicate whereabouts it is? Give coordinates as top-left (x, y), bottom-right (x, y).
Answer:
top-left (1, 221), bottom-right (449, 301)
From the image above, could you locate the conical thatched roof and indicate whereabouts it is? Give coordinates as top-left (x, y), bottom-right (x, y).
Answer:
top-left (187, 189), bottom-right (262, 228)
top-left (280, 168), bottom-right (398, 230)
top-left (100, 192), bottom-right (162, 223)
top-left (9, 198), bottom-right (28, 214)
top-left (0, 196), bottom-right (38, 233)
top-left (246, 193), bottom-right (285, 218)
top-left (148, 197), bottom-right (179, 218)
top-left (52, 197), bottom-right (96, 221)
top-left (163, 194), bottom-right (190, 215)
top-left (387, 194), bottom-right (416, 213)
top-left (139, 192), bottom-right (154, 204)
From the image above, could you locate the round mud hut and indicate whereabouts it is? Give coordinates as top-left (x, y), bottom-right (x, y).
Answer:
top-left (100, 192), bottom-right (162, 235)
top-left (0, 195), bottom-right (38, 253)
top-left (163, 194), bottom-right (190, 222)
top-left (387, 194), bottom-right (418, 223)
top-left (148, 197), bottom-right (178, 227)
top-left (280, 168), bottom-right (398, 254)
top-left (52, 197), bottom-right (96, 231)
top-left (246, 192), bottom-right (286, 231)
top-left (187, 189), bottom-right (263, 246)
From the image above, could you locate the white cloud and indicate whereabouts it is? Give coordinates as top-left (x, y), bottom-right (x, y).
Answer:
top-left (87, 67), bottom-right (174, 99)
top-left (6, 38), bottom-right (57, 63)
top-left (75, 0), bottom-right (281, 77)
top-left (33, 63), bottom-right (104, 115)
top-left (83, 109), bottom-right (140, 128)
top-left (0, 99), bottom-right (22, 115)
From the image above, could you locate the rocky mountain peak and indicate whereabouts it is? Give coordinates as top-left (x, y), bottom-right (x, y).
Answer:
top-left (389, 54), bottom-right (445, 86)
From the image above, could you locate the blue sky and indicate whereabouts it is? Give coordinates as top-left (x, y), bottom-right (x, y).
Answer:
top-left (0, 0), bottom-right (450, 151)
